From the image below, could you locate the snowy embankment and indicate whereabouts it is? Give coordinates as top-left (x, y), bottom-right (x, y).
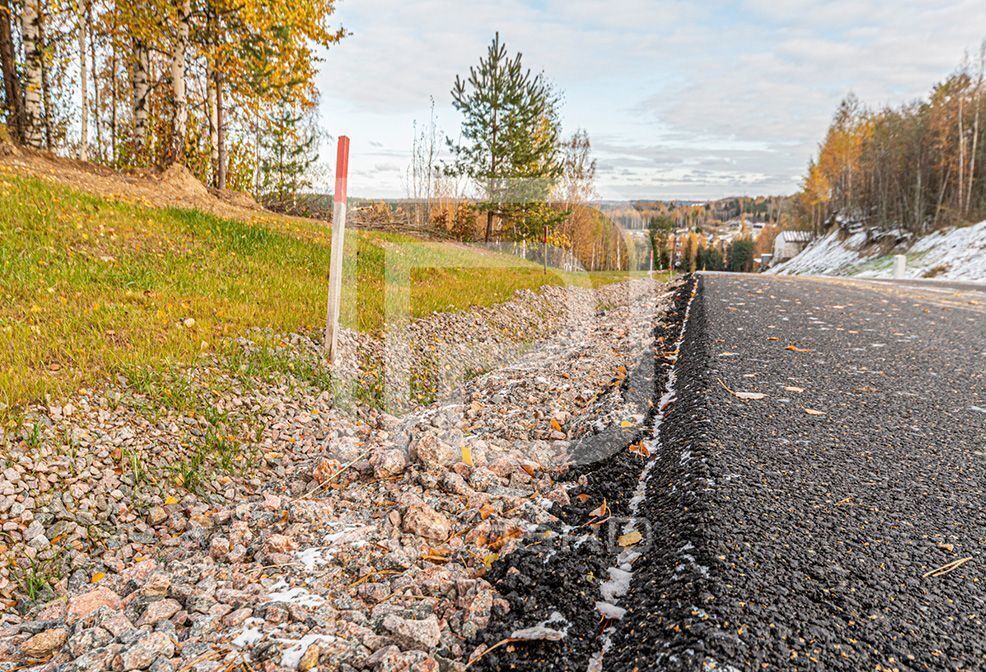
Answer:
top-left (768, 220), bottom-right (986, 282)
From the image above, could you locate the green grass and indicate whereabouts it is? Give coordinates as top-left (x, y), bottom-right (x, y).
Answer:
top-left (0, 168), bottom-right (660, 420)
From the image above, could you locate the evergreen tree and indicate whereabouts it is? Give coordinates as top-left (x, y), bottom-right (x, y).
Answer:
top-left (448, 32), bottom-right (562, 241)
top-left (258, 99), bottom-right (319, 213)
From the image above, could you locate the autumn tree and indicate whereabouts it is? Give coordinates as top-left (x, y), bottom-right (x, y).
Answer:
top-left (799, 48), bottom-right (986, 233)
top-left (0, 0), bottom-right (345, 201)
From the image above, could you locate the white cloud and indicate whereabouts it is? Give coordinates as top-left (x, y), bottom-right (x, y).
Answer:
top-left (316, 0), bottom-right (986, 199)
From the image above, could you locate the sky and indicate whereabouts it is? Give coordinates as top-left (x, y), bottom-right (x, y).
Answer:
top-left (315, 0), bottom-right (986, 201)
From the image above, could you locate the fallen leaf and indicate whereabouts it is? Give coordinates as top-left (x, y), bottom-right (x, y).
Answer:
top-left (784, 386), bottom-right (805, 393)
top-left (163, 495), bottom-right (179, 506)
top-left (91, 572), bottom-right (106, 584)
top-left (482, 553), bottom-right (499, 569)
top-left (619, 420), bottom-right (634, 428)
top-left (575, 493), bottom-right (591, 504)
top-left (937, 542), bottom-right (954, 553)
top-left (618, 531), bottom-right (643, 547)
top-left (550, 418), bottom-right (562, 432)
top-left (628, 441), bottom-right (651, 458)
top-left (803, 407), bottom-right (826, 416)
top-left (786, 345), bottom-right (812, 353)
top-left (589, 498), bottom-right (608, 519)
top-left (479, 503), bottom-right (495, 520)
top-left (422, 547), bottom-right (450, 563)
top-left (718, 378), bottom-right (765, 401)
top-left (488, 527), bottom-right (524, 552)
top-left (767, 336), bottom-right (780, 341)
top-left (461, 444), bottom-right (474, 467)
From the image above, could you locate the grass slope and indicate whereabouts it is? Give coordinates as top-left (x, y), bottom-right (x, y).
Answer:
top-left (0, 169), bottom-right (659, 418)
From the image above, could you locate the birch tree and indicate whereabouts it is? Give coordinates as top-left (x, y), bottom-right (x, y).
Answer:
top-left (21, 0), bottom-right (44, 147)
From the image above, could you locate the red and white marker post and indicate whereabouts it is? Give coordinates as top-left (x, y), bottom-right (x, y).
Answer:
top-left (324, 135), bottom-right (350, 362)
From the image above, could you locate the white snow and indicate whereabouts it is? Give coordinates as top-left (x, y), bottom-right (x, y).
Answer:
top-left (279, 633), bottom-right (336, 669)
top-left (768, 221), bottom-right (986, 281)
top-left (594, 601), bottom-right (627, 620)
top-left (267, 579), bottom-right (325, 608)
top-left (231, 618), bottom-right (265, 647)
top-left (599, 566), bottom-right (634, 603)
top-left (511, 612), bottom-right (571, 641)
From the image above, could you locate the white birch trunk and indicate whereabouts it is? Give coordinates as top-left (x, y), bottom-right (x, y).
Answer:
top-left (21, 0), bottom-right (43, 148)
top-left (171, 0), bottom-right (190, 161)
top-left (79, 4), bottom-right (88, 161)
top-left (133, 41), bottom-right (149, 150)
top-left (206, 66), bottom-right (219, 186)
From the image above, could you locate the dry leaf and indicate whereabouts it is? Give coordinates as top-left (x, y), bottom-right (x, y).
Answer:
top-left (618, 531), bottom-right (643, 547)
top-left (735, 391), bottom-right (766, 400)
top-left (575, 493), bottom-right (590, 504)
top-left (803, 407), bottom-right (826, 416)
top-left (488, 527), bottom-right (524, 552)
top-left (937, 542), bottom-right (955, 553)
top-left (479, 503), bottom-right (495, 520)
top-left (767, 336), bottom-right (780, 341)
top-left (550, 418), bottom-right (562, 432)
top-left (718, 378), bottom-right (765, 400)
top-left (163, 495), bottom-right (179, 506)
top-left (784, 386), bottom-right (805, 393)
top-left (482, 553), bottom-right (499, 569)
top-left (628, 441), bottom-right (651, 458)
top-left (786, 345), bottom-right (812, 353)
top-left (91, 572), bottom-right (106, 584)
top-left (589, 498), bottom-right (608, 518)
top-left (461, 444), bottom-right (474, 467)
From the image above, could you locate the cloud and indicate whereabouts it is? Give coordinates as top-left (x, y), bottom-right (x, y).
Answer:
top-left (316, 0), bottom-right (986, 199)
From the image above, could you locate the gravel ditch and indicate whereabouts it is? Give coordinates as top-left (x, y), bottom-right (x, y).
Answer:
top-left (464, 276), bottom-right (697, 671)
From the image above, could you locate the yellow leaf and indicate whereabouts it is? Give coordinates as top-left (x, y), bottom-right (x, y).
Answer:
top-left (164, 495), bottom-right (179, 506)
top-left (550, 418), bottom-right (562, 432)
top-left (618, 531), bottom-right (643, 547)
top-left (589, 498), bottom-right (608, 518)
top-left (91, 572), bottom-right (106, 584)
top-left (461, 444), bottom-right (474, 467)
top-left (786, 345), bottom-right (812, 353)
top-left (483, 553), bottom-right (499, 569)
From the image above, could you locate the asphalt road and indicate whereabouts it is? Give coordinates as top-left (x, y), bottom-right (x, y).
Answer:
top-left (608, 272), bottom-right (985, 671)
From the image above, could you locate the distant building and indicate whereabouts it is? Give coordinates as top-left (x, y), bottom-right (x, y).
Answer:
top-left (773, 230), bottom-right (813, 262)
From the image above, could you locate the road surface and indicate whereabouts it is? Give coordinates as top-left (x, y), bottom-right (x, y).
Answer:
top-left (608, 272), bottom-right (985, 671)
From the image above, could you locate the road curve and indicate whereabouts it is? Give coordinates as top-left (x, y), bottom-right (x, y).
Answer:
top-left (608, 272), bottom-right (985, 671)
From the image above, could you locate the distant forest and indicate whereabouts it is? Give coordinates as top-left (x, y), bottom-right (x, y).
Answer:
top-left (800, 49), bottom-right (986, 234)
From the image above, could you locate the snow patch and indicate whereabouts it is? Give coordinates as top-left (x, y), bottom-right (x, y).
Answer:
top-left (768, 221), bottom-right (986, 281)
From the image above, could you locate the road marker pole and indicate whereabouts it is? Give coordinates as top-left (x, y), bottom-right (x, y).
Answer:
top-left (325, 135), bottom-right (350, 363)
top-left (893, 254), bottom-right (906, 279)
top-left (543, 225), bottom-right (548, 275)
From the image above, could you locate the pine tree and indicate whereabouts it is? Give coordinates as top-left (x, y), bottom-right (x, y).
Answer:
top-left (448, 33), bottom-right (562, 241)
top-left (258, 98), bottom-right (319, 213)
